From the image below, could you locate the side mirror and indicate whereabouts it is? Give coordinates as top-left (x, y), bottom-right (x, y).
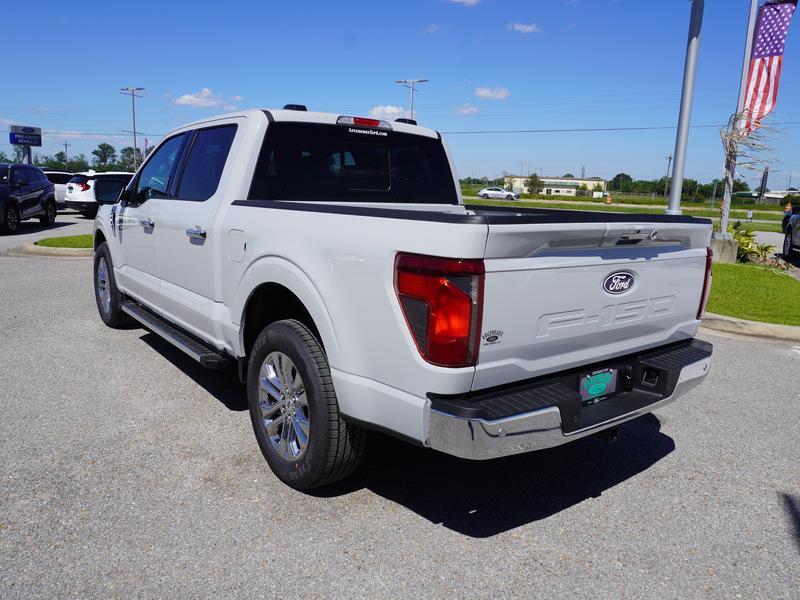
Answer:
top-left (95, 180), bottom-right (127, 205)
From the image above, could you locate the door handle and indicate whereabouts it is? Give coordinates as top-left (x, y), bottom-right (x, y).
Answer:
top-left (186, 227), bottom-right (207, 241)
top-left (139, 218), bottom-right (155, 229)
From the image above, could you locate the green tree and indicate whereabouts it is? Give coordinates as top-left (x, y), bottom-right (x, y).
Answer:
top-left (92, 143), bottom-right (117, 169)
top-left (13, 146), bottom-right (25, 162)
top-left (526, 173), bottom-right (543, 195)
top-left (733, 179), bottom-right (750, 193)
top-left (67, 154), bottom-right (90, 172)
top-left (611, 173), bottom-right (633, 191)
top-left (0, 150), bottom-right (11, 162)
top-left (117, 146), bottom-right (143, 172)
top-left (563, 173), bottom-right (575, 178)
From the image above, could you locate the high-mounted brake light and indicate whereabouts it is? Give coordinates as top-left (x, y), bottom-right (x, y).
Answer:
top-left (336, 115), bottom-right (393, 130)
top-left (697, 247), bottom-right (713, 320)
top-left (395, 253), bottom-right (485, 368)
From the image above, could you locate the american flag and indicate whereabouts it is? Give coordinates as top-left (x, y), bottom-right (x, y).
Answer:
top-left (741, 0), bottom-right (797, 135)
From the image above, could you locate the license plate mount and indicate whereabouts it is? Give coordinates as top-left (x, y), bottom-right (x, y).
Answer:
top-left (579, 368), bottom-right (619, 407)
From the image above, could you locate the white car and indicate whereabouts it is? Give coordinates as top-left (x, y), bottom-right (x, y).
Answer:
top-left (65, 171), bottom-right (133, 218)
top-left (91, 107), bottom-right (714, 491)
top-left (478, 187), bottom-right (519, 200)
top-left (42, 171), bottom-right (74, 209)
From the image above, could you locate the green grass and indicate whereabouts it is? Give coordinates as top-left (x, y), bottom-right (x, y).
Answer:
top-left (707, 263), bottom-right (800, 326)
top-left (35, 234), bottom-right (93, 248)
top-left (466, 198), bottom-right (784, 232)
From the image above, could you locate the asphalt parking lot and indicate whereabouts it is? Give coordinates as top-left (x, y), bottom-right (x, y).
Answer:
top-left (1, 215), bottom-right (798, 598)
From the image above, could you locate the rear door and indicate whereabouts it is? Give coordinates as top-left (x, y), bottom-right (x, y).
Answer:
top-left (473, 216), bottom-right (712, 390)
top-left (153, 123), bottom-right (238, 340)
top-left (9, 167), bottom-right (37, 217)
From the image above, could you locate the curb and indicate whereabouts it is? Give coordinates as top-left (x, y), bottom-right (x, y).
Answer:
top-left (701, 312), bottom-right (800, 342)
top-left (16, 243), bottom-right (92, 258)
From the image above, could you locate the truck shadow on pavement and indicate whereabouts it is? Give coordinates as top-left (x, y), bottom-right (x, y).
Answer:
top-left (782, 493), bottom-right (800, 553)
top-left (140, 333), bottom-right (247, 412)
top-left (3, 221), bottom-right (73, 236)
top-left (137, 330), bottom-right (675, 538)
top-left (321, 415), bottom-right (675, 538)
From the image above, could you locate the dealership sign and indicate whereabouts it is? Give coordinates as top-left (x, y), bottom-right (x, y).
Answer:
top-left (9, 125), bottom-right (42, 147)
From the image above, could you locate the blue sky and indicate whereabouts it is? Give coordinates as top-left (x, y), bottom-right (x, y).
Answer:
top-left (2, 0), bottom-right (798, 187)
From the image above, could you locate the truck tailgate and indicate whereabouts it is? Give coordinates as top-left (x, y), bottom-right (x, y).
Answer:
top-left (473, 218), bottom-right (712, 390)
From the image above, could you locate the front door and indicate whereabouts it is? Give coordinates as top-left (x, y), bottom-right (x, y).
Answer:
top-left (114, 133), bottom-right (188, 306)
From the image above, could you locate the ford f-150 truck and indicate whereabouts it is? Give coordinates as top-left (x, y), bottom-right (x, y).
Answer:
top-left (92, 107), bottom-right (714, 490)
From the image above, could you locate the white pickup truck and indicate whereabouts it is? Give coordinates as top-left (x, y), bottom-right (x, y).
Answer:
top-left (92, 107), bottom-right (714, 490)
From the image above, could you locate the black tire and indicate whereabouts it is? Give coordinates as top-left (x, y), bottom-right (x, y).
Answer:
top-left (247, 319), bottom-right (364, 490)
top-left (38, 200), bottom-right (56, 225)
top-left (93, 242), bottom-right (134, 328)
top-left (82, 208), bottom-right (98, 219)
top-left (1, 203), bottom-right (20, 234)
top-left (480, 193), bottom-right (489, 199)
top-left (506, 194), bottom-right (515, 200)
top-left (784, 229), bottom-right (796, 260)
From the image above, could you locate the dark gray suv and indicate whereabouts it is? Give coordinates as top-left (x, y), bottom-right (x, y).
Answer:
top-left (0, 163), bottom-right (57, 233)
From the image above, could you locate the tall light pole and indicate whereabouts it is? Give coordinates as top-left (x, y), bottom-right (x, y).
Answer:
top-left (120, 87), bottom-right (145, 169)
top-left (666, 0), bottom-right (704, 215)
top-left (395, 79), bottom-right (429, 120)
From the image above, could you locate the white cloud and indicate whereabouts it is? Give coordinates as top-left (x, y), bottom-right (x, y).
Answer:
top-left (368, 105), bottom-right (409, 119)
top-left (474, 86), bottom-right (511, 100)
top-left (449, 0), bottom-right (480, 5)
top-left (173, 88), bottom-right (239, 110)
top-left (421, 24), bottom-right (440, 34)
top-left (507, 22), bottom-right (541, 34)
top-left (455, 103), bottom-right (479, 115)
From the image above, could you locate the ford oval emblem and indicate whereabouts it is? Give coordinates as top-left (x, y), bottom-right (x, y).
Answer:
top-left (603, 271), bottom-right (635, 295)
top-left (21, 127), bottom-right (35, 134)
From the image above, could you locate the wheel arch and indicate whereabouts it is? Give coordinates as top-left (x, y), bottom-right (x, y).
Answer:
top-left (93, 228), bottom-right (107, 250)
top-left (235, 257), bottom-right (340, 363)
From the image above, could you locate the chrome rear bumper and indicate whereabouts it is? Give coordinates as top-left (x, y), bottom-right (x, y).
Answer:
top-left (427, 340), bottom-right (712, 460)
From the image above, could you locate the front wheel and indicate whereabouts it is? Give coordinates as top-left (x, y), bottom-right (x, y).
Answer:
top-left (784, 230), bottom-right (796, 260)
top-left (94, 242), bottom-right (134, 328)
top-left (506, 194), bottom-right (515, 201)
top-left (247, 319), bottom-right (364, 490)
top-left (1, 203), bottom-right (20, 234)
top-left (39, 201), bottom-right (56, 225)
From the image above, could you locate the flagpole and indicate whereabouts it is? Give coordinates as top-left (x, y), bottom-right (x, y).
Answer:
top-left (716, 0), bottom-right (759, 240)
top-left (667, 0), bottom-right (705, 215)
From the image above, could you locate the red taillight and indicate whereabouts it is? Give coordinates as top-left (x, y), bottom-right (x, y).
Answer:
top-left (353, 117), bottom-right (381, 127)
top-left (395, 253), bottom-right (485, 368)
top-left (79, 182), bottom-right (90, 192)
top-left (697, 247), bottom-right (713, 320)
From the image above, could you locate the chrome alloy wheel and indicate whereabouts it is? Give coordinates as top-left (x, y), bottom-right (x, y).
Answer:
top-left (96, 257), bottom-right (111, 314)
top-left (258, 351), bottom-right (310, 461)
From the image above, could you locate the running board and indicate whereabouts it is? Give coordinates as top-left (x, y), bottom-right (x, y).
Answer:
top-left (121, 302), bottom-right (230, 370)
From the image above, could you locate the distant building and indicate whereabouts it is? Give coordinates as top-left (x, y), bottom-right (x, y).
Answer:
top-left (504, 175), bottom-right (607, 197)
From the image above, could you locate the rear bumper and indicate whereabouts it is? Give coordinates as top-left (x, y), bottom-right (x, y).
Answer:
top-left (66, 200), bottom-right (97, 213)
top-left (427, 339), bottom-right (712, 460)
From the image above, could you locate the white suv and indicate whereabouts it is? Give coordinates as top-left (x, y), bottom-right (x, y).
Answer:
top-left (42, 171), bottom-right (74, 209)
top-left (478, 187), bottom-right (518, 200)
top-left (65, 171), bottom-right (133, 217)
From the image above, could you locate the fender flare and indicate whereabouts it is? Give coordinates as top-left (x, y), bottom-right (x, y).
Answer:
top-left (233, 255), bottom-right (340, 361)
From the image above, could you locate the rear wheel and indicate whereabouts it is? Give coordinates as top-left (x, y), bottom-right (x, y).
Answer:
top-left (784, 229), bottom-right (796, 260)
top-left (247, 319), bottom-right (364, 490)
top-left (480, 193), bottom-right (489, 199)
top-left (1, 203), bottom-right (20, 234)
top-left (38, 200), bottom-right (56, 225)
